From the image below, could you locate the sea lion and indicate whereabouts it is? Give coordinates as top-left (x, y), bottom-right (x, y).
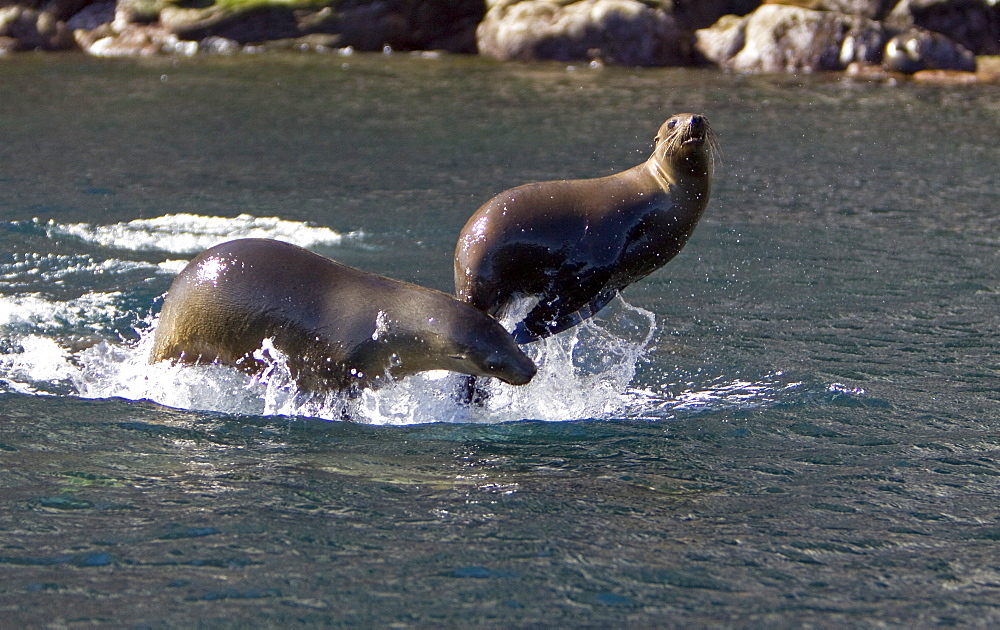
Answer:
top-left (455, 112), bottom-right (718, 342)
top-left (150, 238), bottom-right (536, 393)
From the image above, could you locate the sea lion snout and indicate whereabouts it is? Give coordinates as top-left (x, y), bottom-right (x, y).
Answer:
top-left (678, 114), bottom-right (708, 144)
top-left (485, 348), bottom-right (537, 386)
top-left (687, 113), bottom-right (705, 131)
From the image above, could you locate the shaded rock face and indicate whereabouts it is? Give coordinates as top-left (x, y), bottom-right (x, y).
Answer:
top-left (1, 4), bottom-right (76, 50)
top-left (763, 0), bottom-right (1000, 56)
top-left (3, 0), bottom-right (93, 20)
top-left (883, 26), bottom-right (976, 72)
top-left (667, 0), bottom-right (763, 31)
top-left (763, 0), bottom-right (898, 19)
top-left (476, 0), bottom-right (689, 66)
top-left (6, 0), bottom-right (489, 55)
top-left (888, 0), bottom-right (1000, 55)
top-left (152, 0), bottom-right (487, 52)
top-left (695, 3), bottom-right (977, 73)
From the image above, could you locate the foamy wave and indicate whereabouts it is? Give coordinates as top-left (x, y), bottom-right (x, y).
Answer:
top-left (72, 333), bottom-right (268, 414)
top-left (0, 292), bottom-right (125, 332)
top-left (0, 293), bottom-right (825, 424)
top-left (65, 298), bottom-right (660, 424)
top-left (1, 252), bottom-right (160, 286)
top-left (44, 213), bottom-right (361, 254)
top-left (0, 335), bottom-right (78, 393)
top-left (0, 292), bottom-right (134, 394)
top-left (618, 370), bottom-right (809, 421)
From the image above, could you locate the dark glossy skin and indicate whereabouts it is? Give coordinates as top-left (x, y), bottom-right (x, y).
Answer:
top-left (151, 239), bottom-right (536, 393)
top-left (455, 113), bottom-right (717, 343)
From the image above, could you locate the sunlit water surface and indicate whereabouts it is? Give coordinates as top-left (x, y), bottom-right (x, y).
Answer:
top-left (0, 53), bottom-right (998, 626)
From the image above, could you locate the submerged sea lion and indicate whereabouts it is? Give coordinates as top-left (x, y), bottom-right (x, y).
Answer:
top-left (150, 238), bottom-right (536, 393)
top-left (455, 113), bottom-right (717, 342)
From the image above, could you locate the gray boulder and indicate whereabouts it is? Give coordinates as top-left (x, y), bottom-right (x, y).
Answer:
top-left (695, 4), bottom-right (889, 72)
top-left (476, 0), bottom-right (690, 66)
top-left (696, 3), bottom-right (977, 73)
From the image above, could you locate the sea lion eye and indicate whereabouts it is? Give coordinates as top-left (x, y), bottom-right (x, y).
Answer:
top-left (667, 119), bottom-right (677, 130)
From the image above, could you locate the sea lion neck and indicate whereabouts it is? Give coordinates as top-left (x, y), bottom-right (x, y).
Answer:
top-left (644, 157), bottom-right (675, 191)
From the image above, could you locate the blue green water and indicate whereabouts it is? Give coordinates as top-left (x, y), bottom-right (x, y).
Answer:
top-left (1, 52), bottom-right (998, 626)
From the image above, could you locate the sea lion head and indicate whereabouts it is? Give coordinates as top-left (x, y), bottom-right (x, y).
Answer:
top-left (374, 297), bottom-right (537, 387)
top-left (653, 113), bottom-right (718, 177)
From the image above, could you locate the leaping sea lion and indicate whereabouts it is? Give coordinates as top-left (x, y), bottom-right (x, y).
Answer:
top-left (150, 238), bottom-right (536, 393)
top-left (455, 113), bottom-right (718, 343)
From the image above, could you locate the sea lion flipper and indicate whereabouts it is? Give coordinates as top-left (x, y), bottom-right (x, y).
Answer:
top-left (513, 288), bottom-right (618, 343)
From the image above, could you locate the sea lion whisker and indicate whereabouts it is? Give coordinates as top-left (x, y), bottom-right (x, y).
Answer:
top-left (707, 132), bottom-right (722, 166)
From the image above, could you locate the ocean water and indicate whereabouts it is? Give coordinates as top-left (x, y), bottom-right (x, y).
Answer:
top-left (0, 52), bottom-right (998, 626)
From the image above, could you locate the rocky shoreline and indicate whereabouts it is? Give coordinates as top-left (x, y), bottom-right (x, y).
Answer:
top-left (2, 0), bottom-right (998, 80)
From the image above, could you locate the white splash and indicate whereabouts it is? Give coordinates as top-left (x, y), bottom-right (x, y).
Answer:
top-left (72, 334), bottom-right (267, 414)
top-left (42, 213), bottom-right (360, 255)
top-left (0, 297), bottom-right (656, 423)
top-left (0, 335), bottom-right (79, 393)
top-left (0, 292), bottom-right (125, 332)
top-left (371, 310), bottom-right (390, 341)
top-left (0, 287), bottom-right (821, 424)
top-left (473, 299), bottom-right (658, 422)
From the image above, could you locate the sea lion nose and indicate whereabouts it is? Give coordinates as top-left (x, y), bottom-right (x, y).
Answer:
top-left (689, 114), bottom-right (705, 128)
